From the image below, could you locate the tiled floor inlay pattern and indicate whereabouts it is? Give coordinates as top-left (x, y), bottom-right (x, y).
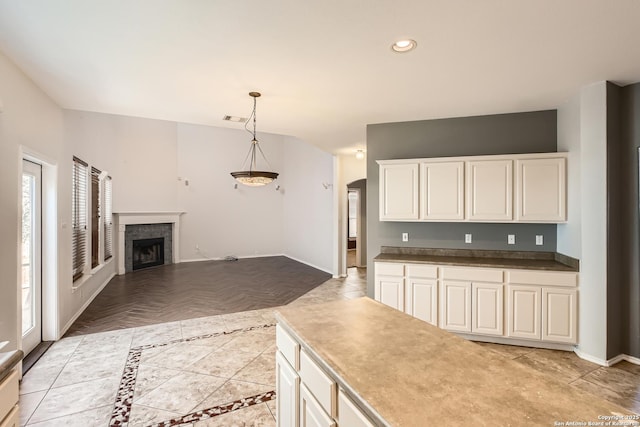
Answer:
top-left (110, 324), bottom-right (276, 426)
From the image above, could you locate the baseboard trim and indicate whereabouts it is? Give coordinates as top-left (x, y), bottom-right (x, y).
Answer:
top-left (605, 353), bottom-right (640, 367)
top-left (573, 348), bottom-right (608, 366)
top-left (61, 272), bottom-right (115, 337)
top-left (181, 253), bottom-right (286, 263)
top-left (282, 253), bottom-right (333, 276)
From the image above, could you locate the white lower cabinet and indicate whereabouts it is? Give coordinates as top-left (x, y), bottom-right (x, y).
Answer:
top-left (375, 261), bottom-right (578, 346)
top-left (277, 326), bottom-right (373, 427)
top-left (542, 288), bottom-right (577, 344)
top-left (440, 280), bottom-right (504, 336)
top-left (472, 283), bottom-right (504, 336)
top-left (276, 351), bottom-right (300, 427)
top-left (405, 278), bottom-right (438, 326)
top-left (374, 276), bottom-right (404, 311)
top-left (337, 389), bottom-right (374, 427)
top-left (440, 281), bottom-right (472, 332)
top-left (507, 285), bottom-right (541, 340)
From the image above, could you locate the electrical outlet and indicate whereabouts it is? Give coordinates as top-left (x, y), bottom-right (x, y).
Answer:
top-left (508, 234), bottom-right (516, 245)
top-left (402, 233), bottom-right (409, 242)
top-left (536, 235), bottom-right (544, 246)
top-left (465, 234), bottom-right (472, 244)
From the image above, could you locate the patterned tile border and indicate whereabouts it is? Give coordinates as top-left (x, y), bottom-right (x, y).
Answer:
top-left (109, 323), bottom-right (276, 427)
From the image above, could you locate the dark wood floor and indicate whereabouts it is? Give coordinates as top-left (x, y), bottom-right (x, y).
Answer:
top-left (65, 256), bottom-right (331, 337)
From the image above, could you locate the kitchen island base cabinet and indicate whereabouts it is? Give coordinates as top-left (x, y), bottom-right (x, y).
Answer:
top-left (276, 325), bottom-right (380, 427)
top-left (337, 390), bottom-right (375, 427)
top-left (300, 385), bottom-right (335, 427)
top-left (276, 351), bottom-right (299, 427)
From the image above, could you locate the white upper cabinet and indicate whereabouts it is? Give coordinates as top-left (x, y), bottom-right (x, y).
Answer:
top-left (420, 161), bottom-right (464, 220)
top-left (515, 157), bottom-right (567, 222)
top-left (378, 153), bottom-right (567, 223)
top-left (466, 159), bottom-right (513, 222)
top-left (379, 163), bottom-right (419, 220)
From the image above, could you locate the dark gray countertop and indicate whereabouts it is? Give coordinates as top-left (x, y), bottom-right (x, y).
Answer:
top-left (374, 246), bottom-right (579, 272)
top-left (0, 350), bottom-right (23, 383)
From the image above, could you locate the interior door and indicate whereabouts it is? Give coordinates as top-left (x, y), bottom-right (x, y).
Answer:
top-left (22, 159), bottom-right (42, 355)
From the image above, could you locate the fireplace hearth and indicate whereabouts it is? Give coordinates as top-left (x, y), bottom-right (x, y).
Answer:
top-left (132, 237), bottom-right (165, 270)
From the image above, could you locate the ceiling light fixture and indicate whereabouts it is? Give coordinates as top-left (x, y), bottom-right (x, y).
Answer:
top-left (230, 92), bottom-right (279, 187)
top-left (391, 39), bottom-right (417, 53)
top-left (355, 150), bottom-right (365, 160)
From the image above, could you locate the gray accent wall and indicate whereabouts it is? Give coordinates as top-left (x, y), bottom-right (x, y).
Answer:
top-left (619, 82), bottom-right (640, 358)
top-left (366, 110), bottom-right (558, 297)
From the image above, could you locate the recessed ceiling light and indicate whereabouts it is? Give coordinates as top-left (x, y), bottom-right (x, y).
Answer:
top-left (391, 39), bottom-right (417, 53)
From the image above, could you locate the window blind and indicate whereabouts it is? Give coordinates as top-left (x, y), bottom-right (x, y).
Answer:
top-left (91, 167), bottom-right (101, 269)
top-left (104, 176), bottom-right (113, 260)
top-left (72, 156), bottom-right (88, 281)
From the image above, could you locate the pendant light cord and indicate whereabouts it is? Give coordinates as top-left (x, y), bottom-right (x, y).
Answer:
top-left (238, 93), bottom-right (275, 172)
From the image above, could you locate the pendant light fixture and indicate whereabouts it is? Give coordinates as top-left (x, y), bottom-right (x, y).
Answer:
top-left (230, 92), bottom-right (279, 186)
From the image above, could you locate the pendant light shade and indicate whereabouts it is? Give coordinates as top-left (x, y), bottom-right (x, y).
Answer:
top-left (231, 92), bottom-right (279, 186)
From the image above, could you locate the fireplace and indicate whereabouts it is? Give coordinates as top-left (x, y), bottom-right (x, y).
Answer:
top-left (123, 223), bottom-right (173, 273)
top-left (132, 237), bottom-right (165, 270)
top-left (114, 212), bottom-right (184, 275)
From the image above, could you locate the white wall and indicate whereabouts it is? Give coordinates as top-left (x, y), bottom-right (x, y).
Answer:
top-left (557, 94), bottom-right (582, 257)
top-left (0, 51), bottom-right (64, 349)
top-left (65, 111), bottom-right (180, 213)
top-left (577, 82), bottom-right (609, 362)
top-left (177, 124), bottom-right (284, 260)
top-left (281, 136), bottom-right (335, 274)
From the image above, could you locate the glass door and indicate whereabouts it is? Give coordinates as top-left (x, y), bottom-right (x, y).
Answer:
top-left (22, 159), bottom-right (42, 355)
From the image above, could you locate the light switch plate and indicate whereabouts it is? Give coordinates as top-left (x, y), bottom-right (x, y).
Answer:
top-left (536, 235), bottom-right (544, 246)
top-left (508, 234), bottom-right (516, 245)
top-left (465, 234), bottom-right (472, 244)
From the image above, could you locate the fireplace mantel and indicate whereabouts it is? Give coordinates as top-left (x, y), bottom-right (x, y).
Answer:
top-left (114, 212), bottom-right (185, 275)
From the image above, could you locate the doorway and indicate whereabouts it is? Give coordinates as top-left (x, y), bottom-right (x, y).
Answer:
top-left (346, 179), bottom-right (367, 269)
top-left (21, 159), bottom-right (42, 356)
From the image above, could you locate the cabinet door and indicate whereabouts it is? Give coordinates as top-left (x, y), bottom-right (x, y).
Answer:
top-left (507, 286), bottom-right (541, 340)
top-left (338, 389), bottom-right (374, 427)
top-left (440, 281), bottom-right (471, 332)
top-left (515, 157), bottom-right (566, 222)
top-left (277, 351), bottom-right (300, 427)
top-left (379, 163), bottom-right (419, 220)
top-left (374, 276), bottom-right (404, 311)
top-left (420, 161), bottom-right (464, 220)
top-left (466, 160), bottom-right (513, 221)
top-left (300, 384), bottom-right (336, 427)
top-left (542, 288), bottom-right (577, 344)
top-left (472, 283), bottom-right (504, 336)
top-left (405, 278), bottom-right (438, 326)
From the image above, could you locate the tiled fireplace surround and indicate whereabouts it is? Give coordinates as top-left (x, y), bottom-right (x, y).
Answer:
top-left (115, 212), bottom-right (184, 275)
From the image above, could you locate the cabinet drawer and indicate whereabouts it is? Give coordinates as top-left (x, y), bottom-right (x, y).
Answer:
top-left (0, 369), bottom-right (18, 424)
top-left (441, 267), bottom-right (503, 283)
top-left (507, 270), bottom-right (577, 287)
top-left (406, 264), bottom-right (438, 279)
top-left (375, 262), bottom-right (404, 277)
top-left (0, 404), bottom-right (18, 427)
top-left (276, 325), bottom-right (300, 370)
top-left (299, 349), bottom-right (336, 417)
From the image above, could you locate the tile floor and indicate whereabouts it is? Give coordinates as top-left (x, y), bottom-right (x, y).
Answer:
top-left (19, 267), bottom-right (640, 426)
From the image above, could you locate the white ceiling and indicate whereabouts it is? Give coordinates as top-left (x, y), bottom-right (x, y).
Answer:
top-left (1, 1), bottom-right (639, 154)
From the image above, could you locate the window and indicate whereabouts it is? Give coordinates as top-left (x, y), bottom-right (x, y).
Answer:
top-left (91, 167), bottom-right (101, 268)
top-left (104, 176), bottom-right (113, 260)
top-left (72, 156), bottom-right (88, 281)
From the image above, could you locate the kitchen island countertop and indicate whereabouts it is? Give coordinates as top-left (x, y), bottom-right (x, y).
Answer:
top-left (276, 297), bottom-right (634, 426)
